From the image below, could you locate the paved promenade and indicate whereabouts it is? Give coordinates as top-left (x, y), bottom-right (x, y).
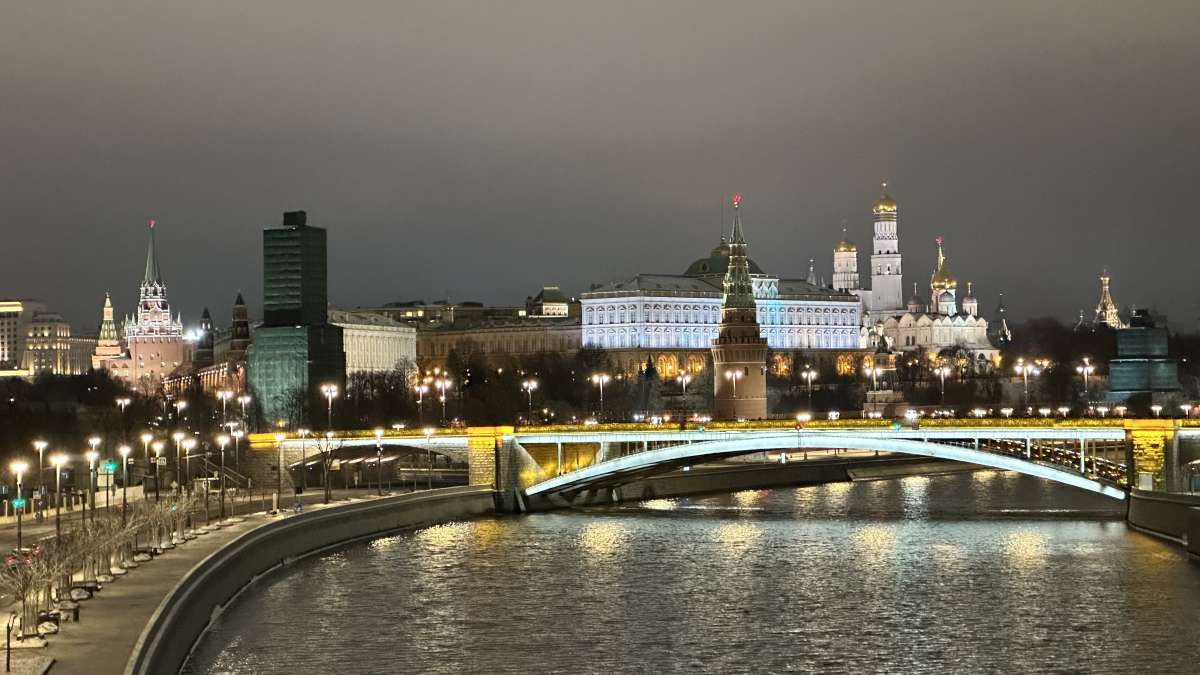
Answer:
top-left (0, 489), bottom-right (400, 675)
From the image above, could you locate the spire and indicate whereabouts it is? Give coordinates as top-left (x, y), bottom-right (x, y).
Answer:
top-left (234, 291), bottom-right (246, 307)
top-left (965, 281), bottom-right (974, 299)
top-left (142, 219), bottom-right (162, 286)
top-left (1094, 268), bottom-right (1125, 328)
top-left (729, 192), bottom-right (745, 244)
top-left (806, 258), bottom-right (817, 285)
top-left (720, 192), bottom-right (755, 311)
top-left (930, 236), bottom-right (956, 291)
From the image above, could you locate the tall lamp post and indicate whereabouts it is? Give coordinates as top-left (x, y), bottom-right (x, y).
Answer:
top-left (1013, 358), bottom-right (1042, 408)
top-left (151, 441), bottom-right (164, 501)
top-left (118, 445), bottom-right (131, 525)
top-left (85, 450), bottom-right (98, 525)
top-left (181, 438), bottom-right (196, 496)
top-left (237, 394), bottom-right (252, 431)
top-left (174, 399), bottom-right (187, 423)
top-left (10, 461), bottom-right (27, 550)
top-left (217, 390), bottom-right (234, 430)
top-left (217, 434), bottom-right (230, 520)
top-left (50, 454), bottom-right (67, 538)
top-left (433, 377), bottom-right (451, 424)
top-left (863, 366), bottom-right (882, 391)
top-left (374, 428), bottom-right (385, 496)
top-left (273, 432), bottom-right (286, 511)
top-left (800, 365), bottom-right (817, 408)
top-left (676, 373), bottom-right (692, 397)
top-left (934, 365), bottom-right (951, 404)
top-left (139, 432), bottom-right (153, 490)
top-left (231, 429), bottom-right (244, 473)
top-left (320, 384), bottom-right (339, 430)
top-left (172, 432), bottom-right (185, 495)
top-left (521, 379), bottom-right (538, 417)
top-left (414, 384), bottom-right (429, 426)
top-left (32, 440), bottom-right (47, 518)
top-left (115, 397), bottom-right (131, 440)
top-left (1076, 358), bottom-right (1095, 401)
top-left (725, 369), bottom-right (743, 399)
top-left (591, 373), bottom-right (611, 419)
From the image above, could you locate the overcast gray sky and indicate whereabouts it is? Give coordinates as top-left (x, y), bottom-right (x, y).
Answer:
top-left (3, 1), bottom-right (1198, 331)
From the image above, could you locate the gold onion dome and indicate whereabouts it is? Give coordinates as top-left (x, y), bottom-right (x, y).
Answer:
top-left (835, 226), bottom-right (856, 252)
top-left (872, 182), bottom-right (898, 215)
top-left (930, 236), bottom-right (956, 290)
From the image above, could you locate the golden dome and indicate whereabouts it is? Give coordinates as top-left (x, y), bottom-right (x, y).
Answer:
top-left (834, 226), bottom-right (856, 253)
top-left (930, 236), bottom-right (956, 290)
top-left (872, 182), bottom-right (898, 215)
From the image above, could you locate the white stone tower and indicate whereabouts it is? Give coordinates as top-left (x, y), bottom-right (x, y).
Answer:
top-left (869, 182), bottom-right (904, 312)
top-left (832, 226), bottom-right (859, 291)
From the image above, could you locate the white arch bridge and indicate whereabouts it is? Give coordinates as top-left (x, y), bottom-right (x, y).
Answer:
top-left (517, 426), bottom-right (1131, 501)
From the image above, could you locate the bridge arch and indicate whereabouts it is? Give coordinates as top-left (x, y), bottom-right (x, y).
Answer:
top-left (522, 432), bottom-right (1127, 500)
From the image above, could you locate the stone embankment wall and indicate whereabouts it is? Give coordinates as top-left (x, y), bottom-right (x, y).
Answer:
top-left (1126, 489), bottom-right (1200, 548)
top-left (126, 486), bottom-right (496, 675)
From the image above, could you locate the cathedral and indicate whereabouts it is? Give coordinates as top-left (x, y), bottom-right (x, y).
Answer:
top-left (94, 221), bottom-right (185, 391)
top-left (835, 185), bottom-right (999, 368)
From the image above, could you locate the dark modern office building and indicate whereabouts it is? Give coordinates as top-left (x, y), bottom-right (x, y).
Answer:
top-left (1106, 309), bottom-right (1181, 406)
top-left (247, 211), bottom-right (345, 427)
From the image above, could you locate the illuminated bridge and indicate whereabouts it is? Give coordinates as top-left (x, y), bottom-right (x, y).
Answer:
top-left (253, 420), bottom-right (1190, 507)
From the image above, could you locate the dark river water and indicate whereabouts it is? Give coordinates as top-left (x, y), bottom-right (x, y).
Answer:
top-left (182, 472), bottom-right (1200, 674)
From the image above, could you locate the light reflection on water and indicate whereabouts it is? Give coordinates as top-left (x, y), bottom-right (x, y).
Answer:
top-left (183, 472), bottom-right (1200, 674)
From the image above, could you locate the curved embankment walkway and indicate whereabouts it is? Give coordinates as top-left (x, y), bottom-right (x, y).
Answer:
top-left (40, 486), bottom-right (495, 675)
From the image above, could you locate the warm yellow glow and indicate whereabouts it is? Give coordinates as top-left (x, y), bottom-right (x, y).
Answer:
top-left (640, 498), bottom-right (678, 511)
top-left (50, 453), bottom-right (68, 467)
top-left (713, 522), bottom-right (761, 556)
top-left (578, 521), bottom-right (627, 556)
top-left (1003, 530), bottom-right (1046, 564)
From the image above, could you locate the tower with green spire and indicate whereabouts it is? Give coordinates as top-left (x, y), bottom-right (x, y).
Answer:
top-left (711, 193), bottom-right (767, 420)
top-left (91, 291), bottom-right (124, 370)
top-left (123, 220), bottom-right (184, 389)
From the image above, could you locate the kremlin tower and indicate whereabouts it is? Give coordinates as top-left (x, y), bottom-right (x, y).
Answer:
top-left (91, 292), bottom-right (123, 370)
top-left (122, 221), bottom-right (184, 389)
top-left (1093, 270), bottom-right (1125, 328)
top-left (711, 193), bottom-right (767, 420)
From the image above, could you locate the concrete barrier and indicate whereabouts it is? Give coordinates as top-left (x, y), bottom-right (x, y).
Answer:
top-left (125, 486), bottom-right (497, 675)
top-left (1127, 489), bottom-right (1200, 545)
top-left (1189, 508), bottom-right (1200, 561)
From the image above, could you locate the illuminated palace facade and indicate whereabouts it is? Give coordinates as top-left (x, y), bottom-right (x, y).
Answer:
top-left (581, 199), bottom-right (864, 378)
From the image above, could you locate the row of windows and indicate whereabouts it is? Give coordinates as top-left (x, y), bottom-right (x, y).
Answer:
top-left (585, 306), bottom-right (858, 327)
top-left (584, 328), bottom-right (857, 350)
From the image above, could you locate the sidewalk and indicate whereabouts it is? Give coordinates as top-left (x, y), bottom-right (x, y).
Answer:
top-left (0, 488), bottom-right (405, 674)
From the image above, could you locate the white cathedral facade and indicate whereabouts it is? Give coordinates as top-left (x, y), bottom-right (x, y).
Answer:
top-left (836, 184), bottom-right (998, 366)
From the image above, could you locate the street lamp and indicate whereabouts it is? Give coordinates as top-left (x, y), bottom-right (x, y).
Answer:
top-left (800, 365), bottom-right (817, 407)
top-left (863, 366), bottom-right (882, 391)
top-left (676, 373), bottom-right (692, 397)
top-left (1076, 358), bottom-right (1095, 400)
top-left (151, 441), bottom-right (164, 501)
top-left (139, 432), bottom-right (153, 490)
top-left (521, 379), bottom-right (539, 417)
top-left (181, 438), bottom-right (196, 496)
top-left (433, 377), bottom-right (451, 423)
top-left (237, 394), bottom-right (252, 428)
top-left (414, 384), bottom-right (429, 425)
top-left (50, 453), bottom-right (67, 538)
top-left (934, 365), bottom-right (951, 404)
top-left (320, 383), bottom-right (339, 430)
top-left (297, 428), bottom-right (310, 491)
top-left (374, 427), bottom-right (385, 496)
top-left (118, 445), bottom-right (131, 524)
top-left (10, 461), bottom-right (28, 550)
top-left (724, 369), bottom-right (743, 398)
top-left (1181, 404), bottom-right (1193, 419)
top-left (217, 434), bottom-right (230, 520)
top-left (590, 373), bottom-right (611, 419)
top-left (231, 429), bottom-right (244, 473)
top-left (217, 389), bottom-right (234, 429)
top-left (1013, 358), bottom-right (1042, 407)
top-left (273, 432), bottom-right (286, 511)
top-left (172, 432), bottom-right (185, 495)
top-left (174, 399), bottom-right (188, 421)
top-left (422, 427), bottom-right (434, 490)
top-left (1150, 404), bottom-right (1163, 417)
top-left (32, 440), bottom-right (47, 516)
top-left (85, 450), bottom-right (98, 524)
top-left (1057, 406), bottom-right (1071, 418)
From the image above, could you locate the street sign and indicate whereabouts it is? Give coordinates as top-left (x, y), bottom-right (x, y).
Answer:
top-left (12, 498), bottom-right (26, 509)
top-left (103, 461), bottom-right (118, 474)
top-left (156, 457), bottom-right (167, 466)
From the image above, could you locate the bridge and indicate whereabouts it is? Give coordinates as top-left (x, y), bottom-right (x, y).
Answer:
top-left (251, 419), bottom-right (1195, 506)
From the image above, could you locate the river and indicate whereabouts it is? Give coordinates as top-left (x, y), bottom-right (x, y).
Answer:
top-left (182, 471), bottom-right (1200, 673)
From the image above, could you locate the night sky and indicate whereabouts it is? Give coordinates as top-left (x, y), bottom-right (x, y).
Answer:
top-left (3, 2), bottom-right (1199, 332)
